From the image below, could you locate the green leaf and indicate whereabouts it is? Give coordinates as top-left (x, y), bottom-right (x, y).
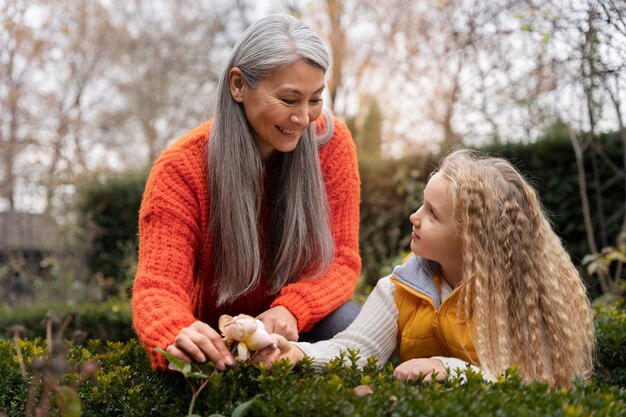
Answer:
top-left (187, 371), bottom-right (210, 379)
top-left (586, 262), bottom-right (598, 275)
top-left (182, 362), bottom-right (192, 374)
top-left (604, 251), bottom-right (626, 263)
top-left (155, 347), bottom-right (189, 375)
top-left (54, 386), bottom-right (82, 417)
top-left (581, 254), bottom-right (598, 265)
top-left (232, 395), bottom-right (260, 417)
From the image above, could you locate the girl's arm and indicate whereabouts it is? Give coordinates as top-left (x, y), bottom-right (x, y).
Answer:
top-left (257, 276), bottom-right (399, 371)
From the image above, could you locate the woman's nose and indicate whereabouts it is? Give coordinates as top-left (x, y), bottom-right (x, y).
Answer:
top-left (290, 107), bottom-right (310, 126)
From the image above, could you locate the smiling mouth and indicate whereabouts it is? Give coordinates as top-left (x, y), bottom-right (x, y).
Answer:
top-left (276, 125), bottom-right (298, 135)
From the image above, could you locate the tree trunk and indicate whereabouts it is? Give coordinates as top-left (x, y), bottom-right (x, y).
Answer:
top-left (325, 0), bottom-right (345, 110)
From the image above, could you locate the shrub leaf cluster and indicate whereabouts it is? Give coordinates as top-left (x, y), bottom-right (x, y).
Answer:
top-left (1, 337), bottom-right (625, 417)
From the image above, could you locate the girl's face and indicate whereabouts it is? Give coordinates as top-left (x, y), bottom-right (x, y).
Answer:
top-left (229, 60), bottom-right (325, 160)
top-left (409, 171), bottom-right (463, 282)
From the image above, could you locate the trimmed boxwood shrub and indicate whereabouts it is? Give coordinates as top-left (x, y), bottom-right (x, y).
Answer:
top-left (1, 300), bottom-right (625, 417)
top-left (1, 339), bottom-right (625, 417)
top-left (0, 301), bottom-right (133, 342)
top-left (594, 300), bottom-right (626, 387)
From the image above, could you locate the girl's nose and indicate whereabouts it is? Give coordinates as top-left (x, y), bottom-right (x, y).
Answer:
top-left (409, 206), bottom-right (422, 225)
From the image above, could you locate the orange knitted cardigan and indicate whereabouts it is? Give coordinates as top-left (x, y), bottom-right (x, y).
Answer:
top-left (132, 117), bottom-right (361, 370)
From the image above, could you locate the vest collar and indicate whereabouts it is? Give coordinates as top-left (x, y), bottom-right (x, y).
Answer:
top-left (391, 255), bottom-right (443, 308)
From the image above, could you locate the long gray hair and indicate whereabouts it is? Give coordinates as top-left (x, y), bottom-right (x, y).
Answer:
top-left (209, 14), bottom-right (335, 305)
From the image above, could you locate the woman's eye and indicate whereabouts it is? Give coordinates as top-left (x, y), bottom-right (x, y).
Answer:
top-left (280, 98), bottom-right (296, 105)
top-left (309, 98), bottom-right (323, 105)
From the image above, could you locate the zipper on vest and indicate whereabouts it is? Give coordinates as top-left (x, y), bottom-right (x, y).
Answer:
top-left (392, 276), bottom-right (453, 357)
top-left (431, 309), bottom-right (451, 356)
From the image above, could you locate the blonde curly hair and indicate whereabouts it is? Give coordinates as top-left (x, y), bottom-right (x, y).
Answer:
top-left (437, 149), bottom-right (595, 386)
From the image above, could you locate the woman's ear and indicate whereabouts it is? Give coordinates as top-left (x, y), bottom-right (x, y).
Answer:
top-left (229, 67), bottom-right (245, 103)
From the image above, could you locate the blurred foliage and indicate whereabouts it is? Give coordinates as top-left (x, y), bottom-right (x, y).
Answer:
top-left (593, 293), bottom-right (626, 387)
top-left (0, 253), bottom-right (96, 308)
top-left (359, 130), bottom-right (624, 296)
top-left (358, 153), bottom-right (436, 286)
top-left (0, 252), bottom-right (46, 306)
top-left (350, 97), bottom-right (385, 160)
top-left (0, 301), bottom-right (133, 343)
top-left (75, 171), bottom-right (146, 298)
top-left (69, 129), bottom-right (624, 298)
top-left (480, 131), bottom-right (624, 297)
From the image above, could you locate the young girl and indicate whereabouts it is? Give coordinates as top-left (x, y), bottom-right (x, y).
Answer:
top-left (256, 149), bottom-right (595, 387)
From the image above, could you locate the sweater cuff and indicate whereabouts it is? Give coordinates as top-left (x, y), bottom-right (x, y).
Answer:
top-left (271, 291), bottom-right (314, 333)
top-left (142, 315), bottom-right (198, 371)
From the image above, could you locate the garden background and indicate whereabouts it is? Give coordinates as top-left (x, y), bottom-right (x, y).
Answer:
top-left (1, 1), bottom-right (626, 416)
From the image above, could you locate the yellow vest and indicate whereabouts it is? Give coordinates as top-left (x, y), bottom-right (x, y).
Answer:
top-left (390, 255), bottom-right (478, 365)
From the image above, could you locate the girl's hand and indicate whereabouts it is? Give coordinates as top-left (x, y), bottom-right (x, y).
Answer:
top-left (251, 334), bottom-right (304, 368)
top-left (166, 320), bottom-right (234, 370)
top-left (393, 358), bottom-right (447, 382)
top-left (256, 306), bottom-right (299, 341)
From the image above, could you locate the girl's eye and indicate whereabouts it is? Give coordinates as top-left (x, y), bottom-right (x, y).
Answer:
top-left (429, 209), bottom-right (437, 220)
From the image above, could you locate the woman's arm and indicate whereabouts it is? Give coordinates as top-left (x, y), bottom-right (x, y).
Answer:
top-left (132, 149), bottom-right (231, 370)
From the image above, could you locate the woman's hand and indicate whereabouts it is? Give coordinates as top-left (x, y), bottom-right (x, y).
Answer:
top-left (166, 320), bottom-right (234, 371)
top-left (251, 334), bottom-right (305, 368)
top-left (256, 306), bottom-right (299, 341)
top-left (393, 358), bottom-right (447, 382)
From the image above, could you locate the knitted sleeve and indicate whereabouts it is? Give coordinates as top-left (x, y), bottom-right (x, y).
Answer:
top-left (131, 150), bottom-right (204, 370)
top-left (296, 276), bottom-right (398, 371)
top-left (271, 118), bottom-right (361, 332)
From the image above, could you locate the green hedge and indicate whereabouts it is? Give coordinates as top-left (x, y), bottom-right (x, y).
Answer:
top-left (74, 132), bottom-right (624, 293)
top-left (594, 300), bottom-right (626, 386)
top-left (0, 302), bottom-right (625, 416)
top-left (481, 131), bottom-right (624, 272)
top-left (359, 132), bottom-right (624, 289)
top-left (358, 154), bottom-right (435, 287)
top-left (0, 301), bottom-right (133, 342)
top-left (75, 171), bottom-right (147, 290)
top-left (1, 339), bottom-right (625, 417)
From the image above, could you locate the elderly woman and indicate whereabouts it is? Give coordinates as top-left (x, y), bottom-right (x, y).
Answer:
top-left (131, 14), bottom-right (361, 371)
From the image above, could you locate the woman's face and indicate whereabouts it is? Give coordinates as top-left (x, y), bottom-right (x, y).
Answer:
top-left (229, 60), bottom-right (325, 160)
top-left (409, 171), bottom-right (463, 283)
